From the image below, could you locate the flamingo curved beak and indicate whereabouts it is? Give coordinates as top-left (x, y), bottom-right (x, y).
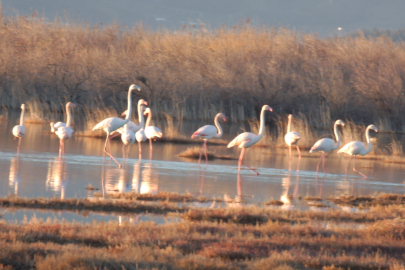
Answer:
top-left (223, 117), bottom-right (227, 122)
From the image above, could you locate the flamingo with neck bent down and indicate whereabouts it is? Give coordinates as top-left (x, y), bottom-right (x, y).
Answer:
top-left (227, 105), bottom-right (272, 176)
top-left (191, 112), bottom-right (227, 165)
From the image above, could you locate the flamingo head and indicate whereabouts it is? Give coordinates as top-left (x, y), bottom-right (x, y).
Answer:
top-left (336, 119), bottom-right (345, 127)
top-left (143, 107), bottom-right (151, 116)
top-left (138, 99), bottom-right (148, 107)
top-left (217, 113), bottom-right (227, 122)
top-left (288, 114), bottom-right (292, 119)
top-left (21, 104), bottom-right (25, 110)
top-left (129, 84), bottom-right (141, 91)
top-left (66, 102), bottom-right (77, 108)
top-left (262, 105), bottom-right (273, 112)
top-left (368, 124), bottom-right (378, 133)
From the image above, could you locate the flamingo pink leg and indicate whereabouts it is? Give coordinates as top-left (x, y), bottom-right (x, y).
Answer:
top-left (198, 140), bottom-right (207, 166)
top-left (316, 154), bottom-right (322, 174)
top-left (149, 139), bottom-right (153, 160)
top-left (352, 156), bottom-right (367, 179)
top-left (238, 148), bottom-right (258, 176)
top-left (122, 144), bottom-right (126, 160)
top-left (138, 141), bottom-right (142, 159)
top-left (322, 153), bottom-right (326, 174)
top-left (345, 155), bottom-right (352, 176)
top-left (17, 137), bottom-right (22, 153)
top-left (288, 146), bottom-right (292, 171)
top-left (104, 134), bottom-right (122, 168)
top-left (296, 145), bottom-right (301, 171)
top-left (203, 141), bottom-right (208, 165)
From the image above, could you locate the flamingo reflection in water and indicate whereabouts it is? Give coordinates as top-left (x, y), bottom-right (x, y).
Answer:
top-left (46, 157), bottom-right (68, 199)
top-left (223, 173), bottom-right (244, 208)
top-left (103, 165), bottom-right (132, 195)
top-left (280, 172), bottom-right (300, 210)
top-left (9, 156), bottom-right (21, 196)
top-left (132, 160), bottom-right (158, 195)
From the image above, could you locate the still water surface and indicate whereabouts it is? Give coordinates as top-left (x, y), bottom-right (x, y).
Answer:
top-left (1, 116), bottom-right (405, 216)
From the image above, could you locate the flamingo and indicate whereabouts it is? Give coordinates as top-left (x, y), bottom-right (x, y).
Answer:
top-left (285, 114), bottom-right (301, 171)
top-left (191, 112), bottom-right (227, 165)
top-left (144, 107), bottom-right (163, 157)
top-left (12, 104), bottom-right (26, 152)
top-left (338, 124), bottom-right (378, 179)
top-left (50, 102), bottom-right (76, 132)
top-left (135, 104), bottom-right (148, 159)
top-left (92, 84), bottom-right (141, 167)
top-left (309, 119), bottom-right (345, 174)
top-left (55, 102), bottom-right (77, 156)
top-left (121, 123), bottom-right (135, 160)
top-left (227, 105), bottom-right (273, 175)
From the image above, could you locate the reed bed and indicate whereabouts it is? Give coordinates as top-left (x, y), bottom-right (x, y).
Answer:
top-left (1, 201), bottom-right (405, 269)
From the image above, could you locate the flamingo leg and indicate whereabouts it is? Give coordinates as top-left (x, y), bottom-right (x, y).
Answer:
top-left (316, 155), bottom-right (322, 174)
top-left (17, 137), bottom-right (22, 154)
top-left (352, 156), bottom-right (367, 179)
top-left (345, 155), bottom-right (353, 176)
top-left (288, 145), bottom-right (292, 171)
top-left (322, 153), bottom-right (327, 174)
top-left (103, 134), bottom-right (122, 168)
top-left (149, 139), bottom-right (153, 160)
top-left (239, 148), bottom-right (259, 176)
top-left (198, 142), bottom-right (204, 166)
top-left (203, 140), bottom-right (208, 165)
top-left (138, 141), bottom-right (142, 159)
top-left (127, 144), bottom-right (131, 159)
top-left (296, 145), bottom-right (301, 172)
top-left (122, 144), bottom-right (126, 160)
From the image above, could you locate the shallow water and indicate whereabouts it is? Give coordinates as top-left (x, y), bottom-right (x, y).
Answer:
top-left (1, 113), bottom-right (405, 214)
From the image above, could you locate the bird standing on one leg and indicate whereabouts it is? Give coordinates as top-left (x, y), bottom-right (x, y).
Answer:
top-left (284, 114), bottom-right (301, 171)
top-left (338, 124), bottom-right (378, 179)
top-left (310, 119), bottom-right (345, 174)
top-left (144, 107), bottom-right (163, 159)
top-left (227, 105), bottom-right (273, 176)
top-left (191, 112), bottom-right (227, 166)
top-left (12, 104), bottom-right (26, 153)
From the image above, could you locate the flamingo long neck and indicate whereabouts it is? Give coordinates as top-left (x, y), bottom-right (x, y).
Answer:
top-left (66, 104), bottom-right (72, 127)
top-left (257, 107), bottom-right (267, 139)
top-left (123, 88), bottom-right (134, 125)
top-left (214, 114), bottom-right (223, 138)
top-left (19, 106), bottom-right (25, 126)
top-left (364, 126), bottom-right (373, 155)
top-left (145, 110), bottom-right (152, 128)
top-left (287, 116), bottom-right (292, 133)
top-left (333, 122), bottom-right (341, 149)
top-left (137, 102), bottom-right (144, 127)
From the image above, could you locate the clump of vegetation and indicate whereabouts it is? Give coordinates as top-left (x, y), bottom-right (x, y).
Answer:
top-left (328, 194), bottom-right (405, 207)
top-left (178, 146), bottom-right (237, 160)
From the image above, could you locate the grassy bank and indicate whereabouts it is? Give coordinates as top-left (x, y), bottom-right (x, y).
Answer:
top-left (1, 194), bottom-right (405, 269)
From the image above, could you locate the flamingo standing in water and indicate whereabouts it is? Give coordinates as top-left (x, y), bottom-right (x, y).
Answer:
top-left (338, 124), bottom-right (378, 179)
top-left (144, 107), bottom-right (163, 158)
top-left (55, 102), bottom-right (77, 156)
top-left (310, 119), bottom-right (345, 174)
top-left (285, 114), bottom-right (301, 171)
top-left (227, 105), bottom-right (273, 175)
top-left (121, 123), bottom-right (135, 160)
top-left (12, 104), bottom-right (26, 152)
top-left (191, 112), bottom-right (227, 165)
top-left (92, 84), bottom-right (141, 167)
top-left (50, 102), bottom-right (76, 132)
top-left (135, 105), bottom-right (147, 158)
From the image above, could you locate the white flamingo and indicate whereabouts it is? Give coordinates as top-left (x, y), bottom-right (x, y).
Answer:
top-left (92, 84), bottom-right (141, 167)
top-left (135, 105), bottom-right (147, 158)
top-left (309, 119), bottom-right (345, 174)
top-left (285, 114), bottom-right (301, 171)
top-left (12, 104), bottom-right (26, 152)
top-left (54, 102), bottom-right (77, 156)
top-left (191, 112), bottom-right (227, 165)
top-left (50, 102), bottom-right (76, 132)
top-left (227, 105), bottom-right (273, 175)
top-left (144, 107), bottom-right (163, 157)
top-left (338, 124), bottom-right (378, 179)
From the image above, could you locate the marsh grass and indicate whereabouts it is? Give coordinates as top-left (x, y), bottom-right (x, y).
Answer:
top-left (178, 146), bottom-right (237, 160)
top-left (1, 207), bottom-right (404, 269)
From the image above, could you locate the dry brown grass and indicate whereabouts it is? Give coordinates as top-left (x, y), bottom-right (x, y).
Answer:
top-left (178, 146), bottom-right (237, 160)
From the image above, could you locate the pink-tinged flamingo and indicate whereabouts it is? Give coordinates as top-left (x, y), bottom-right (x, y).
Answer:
top-left (191, 112), bottom-right (227, 165)
top-left (12, 104), bottom-right (26, 152)
top-left (144, 107), bottom-right (163, 158)
top-left (121, 123), bottom-right (135, 160)
top-left (50, 102), bottom-right (76, 132)
top-left (285, 114), bottom-right (301, 171)
top-left (310, 119), bottom-right (345, 174)
top-left (338, 124), bottom-right (378, 179)
top-left (227, 105), bottom-right (273, 175)
top-left (92, 84), bottom-right (141, 167)
top-left (55, 102), bottom-right (77, 156)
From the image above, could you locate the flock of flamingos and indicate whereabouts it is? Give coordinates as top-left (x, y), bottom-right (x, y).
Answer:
top-left (11, 84), bottom-right (378, 179)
